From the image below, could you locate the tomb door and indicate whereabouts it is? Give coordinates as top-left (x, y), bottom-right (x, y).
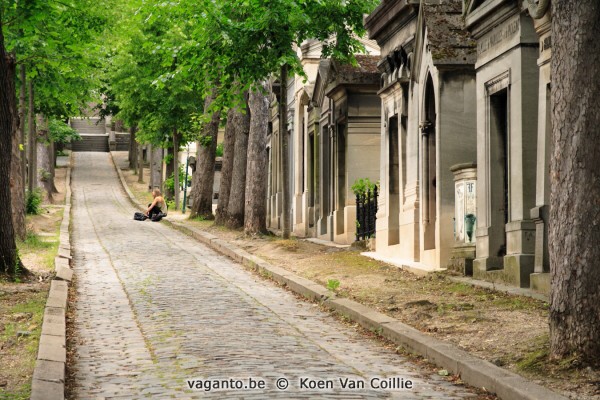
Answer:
top-left (489, 88), bottom-right (509, 258)
top-left (422, 76), bottom-right (437, 250)
top-left (388, 116), bottom-right (400, 245)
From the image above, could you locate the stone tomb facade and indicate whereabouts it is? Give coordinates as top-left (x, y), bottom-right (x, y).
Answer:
top-left (305, 56), bottom-right (382, 244)
top-left (365, 0), bottom-right (478, 270)
top-left (465, 0), bottom-right (545, 289)
top-left (266, 41), bottom-right (381, 245)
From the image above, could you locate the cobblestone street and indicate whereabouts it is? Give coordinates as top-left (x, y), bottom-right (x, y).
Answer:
top-left (68, 153), bottom-right (477, 399)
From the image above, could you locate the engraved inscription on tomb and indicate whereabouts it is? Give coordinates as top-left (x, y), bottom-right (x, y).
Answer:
top-left (477, 16), bottom-right (520, 56)
top-left (540, 35), bottom-right (551, 54)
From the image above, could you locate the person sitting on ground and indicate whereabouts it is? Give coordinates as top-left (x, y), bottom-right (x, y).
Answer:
top-left (146, 189), bottom-right (167, 219)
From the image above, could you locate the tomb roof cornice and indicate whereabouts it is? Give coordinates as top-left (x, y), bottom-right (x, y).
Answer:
top-left (465, 0), bottom-right (519, 38)
top-left (365, 0), bottom-right (419, 48)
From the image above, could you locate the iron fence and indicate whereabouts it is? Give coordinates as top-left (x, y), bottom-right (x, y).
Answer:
top-left (355, 186), bottom-right (378, 241)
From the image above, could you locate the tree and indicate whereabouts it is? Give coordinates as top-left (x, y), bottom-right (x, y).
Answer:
top-left (174, 0), bottom-right (377, 233)
top-left (0, 17), bottom-right (21, 273)
top-left (550, 0), bottom-right (600, 365)
top-left (214, 107), bottom-right (237, 225)
top-left (244, 82), bottom-right (270, 235)
top-left (35, 118), bottom-right (80, 202)
top-left (11, 63), bottom-right (26, 241)
top-left (226, 96), bottom-right (250, 229)
top-left (279, 64), bottom-right (290, 238)
top-left (129, 125), bottom-right (138, 172)
top-left (106, 3), bottom-right (203, 197)
top-left (27, 81), bottom-right (35, 193)
top-left (189, 95), bottom-right (221, 219)
top-left (35, 116), bottom-right (53, 201)
top-left (10, 75), bottom-right (25, 240)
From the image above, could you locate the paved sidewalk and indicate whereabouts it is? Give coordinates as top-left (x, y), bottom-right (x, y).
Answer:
top-left (69, 152), bottom-right (478, 399)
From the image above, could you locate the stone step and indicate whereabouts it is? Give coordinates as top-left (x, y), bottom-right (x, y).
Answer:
top-left (70, 118), bottom-right (105, 134)
top-left (71, 135), bottom-right (109, 152)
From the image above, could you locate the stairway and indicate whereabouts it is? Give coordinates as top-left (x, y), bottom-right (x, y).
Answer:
top-left (70, 118), bottom-right (109, 152)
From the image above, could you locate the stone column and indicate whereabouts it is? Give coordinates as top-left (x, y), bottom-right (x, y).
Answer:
top-left (529, 5), bottom-right (552, 295)
top-left (108, 130), bottom-right (116, 152)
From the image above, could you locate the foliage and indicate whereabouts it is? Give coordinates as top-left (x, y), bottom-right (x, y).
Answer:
top-left (164, 165), bottom-right (192, 194)
top-left (216, 142), bottom-right (224, 157)
top-left (198, 134), bottom-right (213, 148)
top-left (106, 1), bottom-right (203, 148)
top-left (129, 0), bottom-right (378, 113)
top-left (351, 178), bottom-right (378, 197)
top-left (25, 189), bottom-right (43, 215)
top-left (166, 199), bottom-right (176, 210)
top-left (95, 0), bottom-right (378, 184)
top-left (327, 279), bottom-right (341, 291)
top-left (21, 232), bottom-right (53, 250)
top-left (38, 168), bottom-right (51, 182)
top-left (47, 119), bottom-right (81, 144)
top-left (2, 0), bottom-right (117, 118)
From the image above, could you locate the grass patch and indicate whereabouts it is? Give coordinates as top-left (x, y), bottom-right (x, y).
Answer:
top-left (516, 334), bottom-right (550, 373)
top-left (0, 290), bottom-right (47, 399)
top-left (489, 294), bottom-right (546, 311)
top-left (17, 231), bottom-right (60, 272)
top-left (18, 232), bottom-right (54, 251)
top-left (436, 302), bottom-right (475, 315)
top-left (446, 282), bottom-right (477, 295)
top-left (7, 297), bottom-right (45, 355)
top-left (277, 239), bottom-right (299, 252)
top-left (187, 218), bottom-right (215, 230)
top-left (323, 251), bottom-right (388, 271)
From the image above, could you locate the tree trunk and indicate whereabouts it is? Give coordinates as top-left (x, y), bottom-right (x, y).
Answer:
top-left (550, 0), bottom-right (600, 365)
top-left (129, 125), bottom-right (138, 172)
top-left (244, 82), bottom-right (270, 236)
top-left (10, 64), bottom-right (25, 240)
top-left (173, 129), bottom-right (180, 210)
top-left (27, 80), bottom-right (35, 193)
top-left (151, 146), bottom-right (163, 192)
top-left (0, 27), bottom-right (21, 273)
top-left (36, 115), bottom-right (54, 203)
top-left (225, 94), bottom-right (250, 229)
top-left (165, 146), bottom-right (175, 200)
top-left (18, 64), bottom-right (26, 199)
top-left (115, 119), bottom-right (124, 132)
top-left (215, 111), bottom-right (237, 225)
top-left (49, 140), bottom-right (58, 193)
top-left (148, 144), bottom-right (153, 189)
top-left (280, 64), bottom-right (291, 238)
top-left (189, 95), bottom-right (221, 219)
top-left (138, 142), bottom-right (144, 184)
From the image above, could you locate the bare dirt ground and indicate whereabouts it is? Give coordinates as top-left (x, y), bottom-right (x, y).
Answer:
top-left (0, 164), bottom-right (67, 399)
top-left (118, 160), bottom-right (599, 400)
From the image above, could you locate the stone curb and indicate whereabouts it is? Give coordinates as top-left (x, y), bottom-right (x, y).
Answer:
top-left (109, 152), bottom-right (567, 400)
top-left (31, 156), bottom-right (72, 400)
top-left (109, 152), bottom-right (145, 212)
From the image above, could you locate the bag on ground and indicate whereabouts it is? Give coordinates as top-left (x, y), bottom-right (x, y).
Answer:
top-left (134, 211), bottom-right (148, 221)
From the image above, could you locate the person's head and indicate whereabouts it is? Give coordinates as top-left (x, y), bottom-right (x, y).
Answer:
top-left (152, 188), bottom-right (162, 198)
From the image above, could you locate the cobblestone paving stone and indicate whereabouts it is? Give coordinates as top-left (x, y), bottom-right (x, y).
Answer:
top-left (69, 153), bottom-right (478, 399)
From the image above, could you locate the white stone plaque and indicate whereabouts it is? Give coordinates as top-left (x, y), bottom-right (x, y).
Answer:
top-left (455, 182), bottom-right (465, 242)
top-left (454, 179), bottom-right (477, 244)
top-left (464, 180), bottom-right (476, 244)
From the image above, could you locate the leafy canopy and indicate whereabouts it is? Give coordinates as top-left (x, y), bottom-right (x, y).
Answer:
top-left (1, 0), bottom-right (117, 118)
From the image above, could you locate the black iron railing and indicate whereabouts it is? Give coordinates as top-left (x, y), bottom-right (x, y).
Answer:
top-left (355, 186), bottom-right (378, 241)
